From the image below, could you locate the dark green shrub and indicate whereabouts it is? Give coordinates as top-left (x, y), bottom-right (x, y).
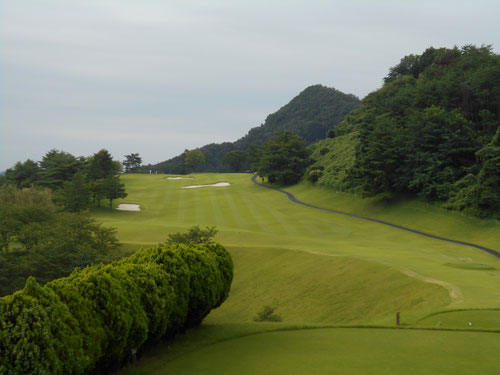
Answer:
top-left (253, 305), bottom-right (282, 322)
top-left (320, 147), bottom-right (330, 155)
top-left (0, 278), bottom-right (85, 375)
top-left (164, 225), bottom-right (218, 245)
top-left (0, 242), bottom-right (233, 374)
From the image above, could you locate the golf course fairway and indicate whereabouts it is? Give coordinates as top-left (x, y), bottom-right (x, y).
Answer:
top-left (93, 174), bottom-right (500, 375)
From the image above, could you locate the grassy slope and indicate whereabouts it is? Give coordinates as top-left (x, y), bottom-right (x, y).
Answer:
top-left (98, 173), bottom-right (500, 374)
top-left (207, 246), bottom-right (449, 325)
top-left (309, 132), bottom-right (359, 190)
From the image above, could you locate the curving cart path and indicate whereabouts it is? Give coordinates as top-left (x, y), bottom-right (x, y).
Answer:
top-left (251, 175), bottom-right (500, 258)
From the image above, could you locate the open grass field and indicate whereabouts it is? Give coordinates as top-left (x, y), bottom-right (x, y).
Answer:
top-left (91, 173), bottom-right (500, 374)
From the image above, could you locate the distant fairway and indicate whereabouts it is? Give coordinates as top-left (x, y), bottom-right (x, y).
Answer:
top-left (97, 174), bottom-right (500, 375)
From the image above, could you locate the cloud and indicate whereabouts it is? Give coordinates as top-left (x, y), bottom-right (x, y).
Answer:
top-left (1, 0), bottom-right (500, 170)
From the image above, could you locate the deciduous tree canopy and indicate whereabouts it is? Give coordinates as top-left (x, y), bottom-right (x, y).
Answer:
top-left (254, 131), bottom-right (311, 185)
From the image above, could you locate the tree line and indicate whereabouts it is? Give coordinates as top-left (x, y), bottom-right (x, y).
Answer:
top-left (231, 45), bottom-right (499, 219)
top-left (307, 45), bottom-right (500, 218)
top-left (0, 149), bottom-right (143, 296)
top-left (0, 149), bottom-right (139, 211)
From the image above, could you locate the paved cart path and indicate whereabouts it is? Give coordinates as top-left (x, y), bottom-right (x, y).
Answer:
top-left (251, 175), bottom-right (500, 258)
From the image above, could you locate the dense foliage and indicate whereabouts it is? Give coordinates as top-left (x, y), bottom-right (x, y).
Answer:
top-left (312, 45), bottom-right (500, 217)
top-left (164, 225), bottom-right (218, 245)
top-left (184, 149), bottom-right (206, 173)
top-left (122, 153), bottom-right (142, 173)
top-left (0, 186), bottom-right (119, 296)
top-left (145, 85), bottom-right (360, 173)
top-left (253, 131), bottom-right (311, 185)
top-left (0, 241), bottom-right (233, 374)
top-left (3, 148), bottom-right (127, 211)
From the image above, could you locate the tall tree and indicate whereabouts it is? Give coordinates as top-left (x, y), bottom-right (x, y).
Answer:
top-left (101, 175), bottom-right (127, 209)
top-left (87, 149), bottom-right (119, 180)
top-left (39, 150), bottom-right (83, 190)
top-left (184, 149), bottom-right (205, 172)
top-left (123, 153), bottom-right (142, 173)
top-left (256, 131), bottom-right (311, 185)
top-left (55, 171), bottom-right (91, 212)
top-left (351, 116), bottom-right (401, 197)
top-left (4, 159), bottom-right (40, 188)
top-left (222, 150), bottom-right (247, 172)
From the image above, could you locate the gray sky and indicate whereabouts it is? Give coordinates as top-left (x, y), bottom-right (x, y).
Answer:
top-left (1, 0), bottom-right (500, 170)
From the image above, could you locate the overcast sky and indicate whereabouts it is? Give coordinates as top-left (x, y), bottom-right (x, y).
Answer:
top-left (1, 0), bottom-right (500, 170)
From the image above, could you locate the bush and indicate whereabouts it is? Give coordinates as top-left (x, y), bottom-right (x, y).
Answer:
top-left (253, 305), bottom-right (282, 322)
top-left (306, 165), bottom-right (325, 183)
top-left (164, 225), bottom-right (218, 245)
top-left (0, 242), bottom-right (233, 374)
top-left (319, 147), bottom-right (330, 155)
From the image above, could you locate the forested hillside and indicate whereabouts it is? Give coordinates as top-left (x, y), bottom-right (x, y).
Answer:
top-left (146, 85), bottom-right (360, 173)
top-left (308, 45), bottom-right (500, 218)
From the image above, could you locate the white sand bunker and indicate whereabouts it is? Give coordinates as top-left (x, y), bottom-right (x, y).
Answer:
top-left (182, 182), bottom-right (231, 189)
top-left (116, 204), bottom-right (141, 211)
top-left (166, 176), bottom-right (193, 180)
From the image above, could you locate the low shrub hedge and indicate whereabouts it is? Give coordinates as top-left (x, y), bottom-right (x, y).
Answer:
top-left (0, 242), bottom-right (233, 374)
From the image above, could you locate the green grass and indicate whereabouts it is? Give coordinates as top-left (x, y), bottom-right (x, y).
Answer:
top-left (206, 246), bottom-right (449, 325)
top-left (96, 173), bottom-right (500, 374)
top-left (120, 327), bottom-right (500, 375)
top-left (417, 309), bottom-right (500, 330)
top-left (309, 132), bottom-right (359, 190)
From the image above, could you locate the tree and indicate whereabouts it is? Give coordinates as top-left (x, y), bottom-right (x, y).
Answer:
top-left (222, 150), bottom-right (247, 172)
top-left (405, 107), bottom-right (477, 200)
top-left (123, 153), bottom-right (142, 173)
top-left (101, 175), bottom-right (127, 209)
top-left (88, 179), bottom-right (105, 207)
top-left (184, 149), bottom-right (205, 172)
top-left (4, 159), bottom-right (40, 188)
top-left (87, 149), bottom-right (119, 181)
top-left (247, 144), bottom-right (262, 172)
top-left (55, 171), bottom-right (91, 212)
top-left (0, 186), bottom-right (56, 252)
top-left (39, 150), bottom-right (84, 190)
top-left (256, 131), bottom-right (311, 185)
top-left (163, 225), bottom-right (218, 245)
top-left (350, 116), bottom-right (402, 197)
top-left (448, 125), bottom-right (500, 217)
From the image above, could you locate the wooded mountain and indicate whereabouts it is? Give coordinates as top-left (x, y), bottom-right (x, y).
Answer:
top-left (146, 85), bottom-right (360, 173)
top-left (308, 45), bottom-right (500, 218)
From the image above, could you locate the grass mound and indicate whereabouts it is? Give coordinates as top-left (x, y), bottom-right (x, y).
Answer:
top-left (206, 246), bottom-right (450, 325)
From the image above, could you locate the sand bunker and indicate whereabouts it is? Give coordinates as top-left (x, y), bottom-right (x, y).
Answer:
top-left (166, 176), bottom-right (193, 180)
top-left (116, 204), bottom-right (141, 211)
top-left (182, 182), bottom-right (231, 189)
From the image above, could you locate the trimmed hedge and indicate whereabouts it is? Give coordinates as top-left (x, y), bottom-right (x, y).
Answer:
top-left (0, 242), bottom-right (233, 374)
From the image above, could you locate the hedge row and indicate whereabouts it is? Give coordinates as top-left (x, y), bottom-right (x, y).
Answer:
top-left (0, 242), bottom-right (233, 374)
